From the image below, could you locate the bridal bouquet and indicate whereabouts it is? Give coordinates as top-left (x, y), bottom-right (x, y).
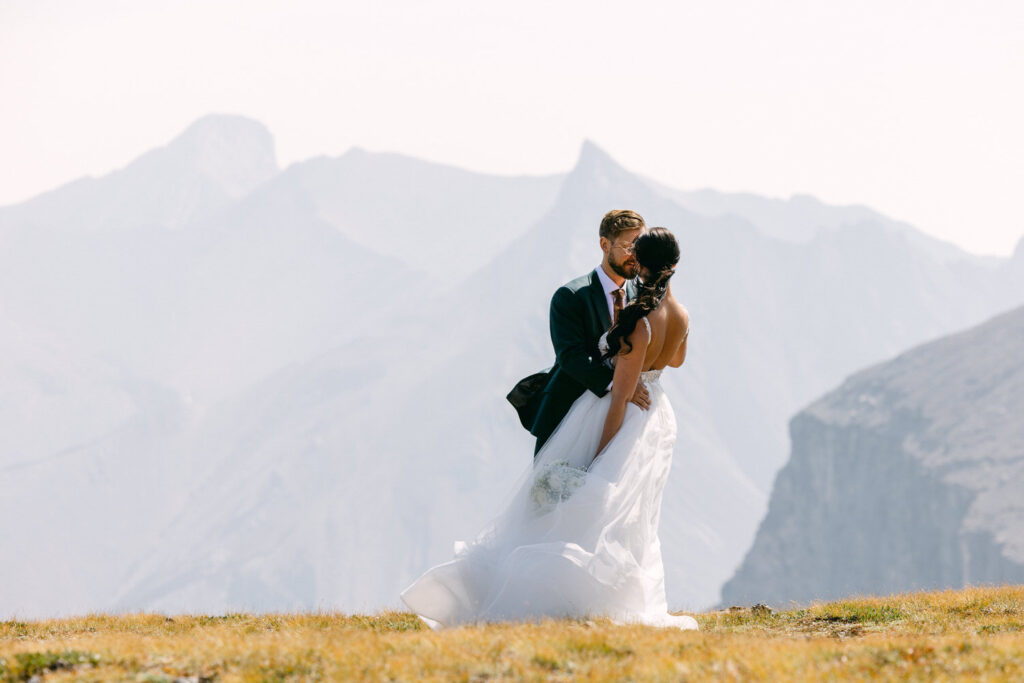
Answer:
top-left (530, 460), bottom-right (587, 509)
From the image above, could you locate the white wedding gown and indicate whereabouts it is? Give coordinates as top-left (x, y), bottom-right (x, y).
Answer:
top-left (400, 319), bottom-right (698, 630)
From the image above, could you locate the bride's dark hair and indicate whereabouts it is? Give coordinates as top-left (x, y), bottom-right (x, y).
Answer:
top-left (602, 227), bottom-right (680, 359)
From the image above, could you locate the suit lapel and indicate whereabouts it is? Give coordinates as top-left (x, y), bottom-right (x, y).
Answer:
top-left (588, 270), bottom-right (612, 333)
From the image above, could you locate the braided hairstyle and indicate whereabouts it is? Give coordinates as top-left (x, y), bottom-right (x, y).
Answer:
top-left (601, 227), bottom-right (680, 359)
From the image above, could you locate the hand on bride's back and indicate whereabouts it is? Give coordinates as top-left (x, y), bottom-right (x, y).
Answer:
top-left (629, 382), bottom-right (650, 410)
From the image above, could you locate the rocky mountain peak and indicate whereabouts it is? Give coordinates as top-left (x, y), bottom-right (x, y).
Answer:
top-left (156, 114), bottom-right (279, 200)
top-left (552, 140), bottom-right (659, 216)
top-left (566, 140), bottom-right (636, 190)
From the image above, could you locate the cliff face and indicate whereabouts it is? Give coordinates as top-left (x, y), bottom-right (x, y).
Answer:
top-left (722, 305), bottom-right (1024, 607)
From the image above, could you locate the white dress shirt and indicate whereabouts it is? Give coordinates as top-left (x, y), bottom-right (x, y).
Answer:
top-left (594, 265), bottom-right (634, 392)
top-left (594, 265), bottom-right (629, 325)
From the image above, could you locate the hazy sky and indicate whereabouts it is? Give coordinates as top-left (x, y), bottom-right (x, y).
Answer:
top-left (3, 0), bottom-right (1022, 255)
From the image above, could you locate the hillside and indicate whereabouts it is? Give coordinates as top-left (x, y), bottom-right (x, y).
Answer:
top-left (1, 586), bottom-right (1022, 680)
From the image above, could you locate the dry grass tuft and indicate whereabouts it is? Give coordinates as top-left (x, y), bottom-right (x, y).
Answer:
top-left (2, 586), bottom-right (1023, 680)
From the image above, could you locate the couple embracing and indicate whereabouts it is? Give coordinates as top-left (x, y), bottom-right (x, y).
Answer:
top-left (401, 210), bottom-right (698, 630)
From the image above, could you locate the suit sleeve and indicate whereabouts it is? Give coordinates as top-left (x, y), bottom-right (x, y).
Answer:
top-left (550, 286), bottom-right (614, 397)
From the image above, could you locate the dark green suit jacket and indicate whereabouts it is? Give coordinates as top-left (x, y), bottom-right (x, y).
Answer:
top-left (530, 269), bottom-right (637, 455)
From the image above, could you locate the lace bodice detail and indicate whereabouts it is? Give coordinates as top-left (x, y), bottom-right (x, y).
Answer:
top-left (640, 368), bottom-right (662, 383)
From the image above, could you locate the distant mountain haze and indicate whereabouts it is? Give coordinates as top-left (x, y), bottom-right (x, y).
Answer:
top-left (0, 116), bottom-right (279, 233)
top-left (1, 115), bottom-right (1022, 618)
top-left (646, 181), bottom-right (1001, 268)
top-left (268, 148), bottom-right (565, 281)
top-left (722, 304), bottom-right (1024, 607)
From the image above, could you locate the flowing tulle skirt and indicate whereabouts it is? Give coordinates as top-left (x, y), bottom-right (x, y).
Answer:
top-left (400, 374), bottom-right (698, 630)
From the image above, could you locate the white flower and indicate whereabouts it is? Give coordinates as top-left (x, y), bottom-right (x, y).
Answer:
top-left (530, 460), bottom-right (587, 511)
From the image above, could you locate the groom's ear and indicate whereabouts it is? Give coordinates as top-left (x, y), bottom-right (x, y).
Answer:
top-left (599, 236), bottom-right (611, 255)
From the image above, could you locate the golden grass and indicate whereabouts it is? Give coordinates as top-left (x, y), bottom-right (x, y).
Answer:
top-left (2, 585), bottom-right (1023, 681)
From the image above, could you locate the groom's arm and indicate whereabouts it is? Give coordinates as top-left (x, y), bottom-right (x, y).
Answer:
top-left (549, 286), bottom-right (614, 397)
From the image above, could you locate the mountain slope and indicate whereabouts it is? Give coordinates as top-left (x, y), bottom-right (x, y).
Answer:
top-left (260, 148), bottom-right (564, 280)
top-left (722, 305), bottom-right (1024, 606)
top-left (0, 117), bottom-right (427, 407)
top-left (645, 181), bottom-right (995, 267)
top-left (0, 114), bottom-right (279, 232)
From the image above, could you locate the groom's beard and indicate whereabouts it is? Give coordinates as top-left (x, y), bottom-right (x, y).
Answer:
top-left (609, 255), bottom-right (638, 280)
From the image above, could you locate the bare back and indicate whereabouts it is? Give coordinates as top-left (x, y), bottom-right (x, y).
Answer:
top-left (633, 293), bottom-right (690, 372)
top-left (597, 288), bottom-right (691, 459)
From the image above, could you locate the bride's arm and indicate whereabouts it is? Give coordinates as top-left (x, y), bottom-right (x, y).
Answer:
top-left (594, 322), bottom-right (650, 459)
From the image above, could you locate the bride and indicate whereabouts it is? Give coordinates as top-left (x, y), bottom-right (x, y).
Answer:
top-left (400, 228), bottom-right (698, 630)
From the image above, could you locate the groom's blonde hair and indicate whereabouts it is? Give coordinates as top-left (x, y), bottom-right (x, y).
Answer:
top-left (599, 209), bottom-right (646, 241)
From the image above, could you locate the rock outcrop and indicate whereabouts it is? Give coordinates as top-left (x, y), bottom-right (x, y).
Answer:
top-left (722, 305), bottom-right (1024, 607)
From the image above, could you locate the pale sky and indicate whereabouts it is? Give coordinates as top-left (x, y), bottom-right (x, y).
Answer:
top-left (2, 0), bottom-right (1023, 256)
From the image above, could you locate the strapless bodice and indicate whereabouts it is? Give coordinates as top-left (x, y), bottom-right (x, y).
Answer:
top-left (640, 368), bottom-right (662, 384)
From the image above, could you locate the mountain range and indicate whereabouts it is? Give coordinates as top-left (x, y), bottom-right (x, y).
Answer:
top-left (1, 114), bottom-right (1022, 618)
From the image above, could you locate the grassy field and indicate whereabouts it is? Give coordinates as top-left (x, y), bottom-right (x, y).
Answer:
top-left (2, 585), bottom-right (1023, 681)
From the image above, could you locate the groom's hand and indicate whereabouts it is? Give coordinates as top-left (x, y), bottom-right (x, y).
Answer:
top-left (629, 383), bottom-right (651, 411)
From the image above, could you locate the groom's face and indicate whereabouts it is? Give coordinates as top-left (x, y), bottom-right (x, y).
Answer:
top-left (603, 228), bottom-right (643, 279)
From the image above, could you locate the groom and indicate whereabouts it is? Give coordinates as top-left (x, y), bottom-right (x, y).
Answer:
top-left (509, 209), bottom-right (651, 456)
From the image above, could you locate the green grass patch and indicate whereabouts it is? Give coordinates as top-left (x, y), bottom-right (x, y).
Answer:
top-left (703, 605), bottom-right (813, 632)
top-left (0, 649), bottom-right (101, 682)
top-left (343, 610), bottom-right (425, 632)
top-left (812, 602), bottom-right (904, 624)
top-left (566, 640), bottom-right (635, 659)
top-left (977, 621), bottom-right (1023, 634)
top-left (531, 653), bottom-right (564, 671)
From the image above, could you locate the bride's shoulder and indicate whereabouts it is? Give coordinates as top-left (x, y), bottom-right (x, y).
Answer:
top-left (666, 297), bottom-right (689, 322)
top-left (672, 301), bottom-right (691, 335)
